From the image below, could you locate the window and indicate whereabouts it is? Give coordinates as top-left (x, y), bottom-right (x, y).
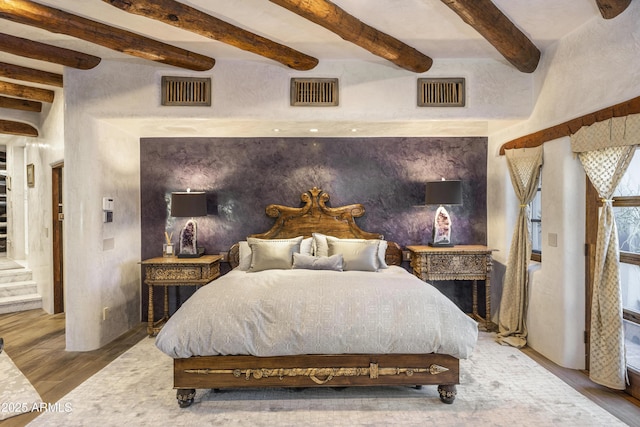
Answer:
top-left (613, 147), bottom-right (640, 373)
top-left (529, 174), bottom-right (542, 261)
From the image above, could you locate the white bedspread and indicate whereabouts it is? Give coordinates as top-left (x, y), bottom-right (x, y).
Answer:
top-left (155, 266), bottom-right (478, 359)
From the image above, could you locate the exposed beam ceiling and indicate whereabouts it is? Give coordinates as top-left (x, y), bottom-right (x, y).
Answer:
top-left (0, 0), bottom-right (627, 138)
top-left (440, 0), bottom-right (540, 73)
top-left (0, 0), bottom-right (215, 71)
top-left (0, 61), bottom-right (62, 87)
top-left (0, 118), bottom-right (38, 137)
top-left (0, 32), bottom-right (100, 70)
top-left (103, 0), bottom-right (318, 71)
top-left (268, 0), bottom-right (433, 73)
top-left (0, 79), bottom-right (54, 102)
top-left (0, 94), bottom-right (41, 112)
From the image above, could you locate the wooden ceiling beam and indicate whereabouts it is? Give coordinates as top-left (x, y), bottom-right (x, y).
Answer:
top-left (0, 94), bottom-right (42, 112)
top-left (268, 0), bottom-right (432, 73)
top-left (596, 0), bottom-right (632, 19)
top-left (0, 0), bottom-right (215, 71)
top-left (103, 0), bottom-right (318, 71)
top-left (0, 80), bottom-right (54, 103)
top-left (440, 0), bottom-right (540, 73)
top-left (0, 32), bottom-right (100, 70)
top-left (0, 119), bottom-right (38, 137)
top-left (0, 61), bottom-right (62, 87)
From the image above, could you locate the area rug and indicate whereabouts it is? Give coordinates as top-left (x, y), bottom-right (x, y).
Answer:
top-left (0, 348), bottom-right (43, 420)
top-left (27, 332), bottom-right (627, 426)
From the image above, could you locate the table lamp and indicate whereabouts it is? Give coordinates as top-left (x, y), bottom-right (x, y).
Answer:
top-left (171, 189), bottom-right (207, 258)
top-left (425, 179), bottom-right (462, 247)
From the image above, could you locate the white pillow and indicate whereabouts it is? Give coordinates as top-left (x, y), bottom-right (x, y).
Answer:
top-left (326, 236), bottom-right (380, 272)
top-left (315, 233), bottom-right (388, 269)
top-left (312, 232), bottom-right (329, 257)
top-left (300, 237), bottom-right (314, 256)
top-left (237, 237), bottom-right (312, 270)
top-left (238, 241), bottom-right (252, 270)
top-left (292, 253), bottom-right (344, 271)
top-left (248, 236), bottom-right (303, 272)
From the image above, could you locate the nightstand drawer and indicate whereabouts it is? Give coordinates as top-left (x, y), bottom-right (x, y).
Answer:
top-left (144, 263), bottom-right (219, 282)
top-left (425, 254), bottom-right (487, 277)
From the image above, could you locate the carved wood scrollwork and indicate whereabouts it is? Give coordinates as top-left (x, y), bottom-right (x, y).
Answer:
top-left (228, 188), bottom-right (403, 268)
top-left (185, 363), bottom-right (449, 385)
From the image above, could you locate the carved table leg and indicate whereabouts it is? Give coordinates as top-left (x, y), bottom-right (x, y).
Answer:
top-left (438, 384), bottom-right (457, 404)
top-left (177, 388), bottom-right (196, 408)
top-left (147, 283), bottom-right (154, 336)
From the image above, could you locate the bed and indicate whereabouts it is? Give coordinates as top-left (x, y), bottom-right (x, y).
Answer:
top-left (155, 187), bottom-right (478, 407)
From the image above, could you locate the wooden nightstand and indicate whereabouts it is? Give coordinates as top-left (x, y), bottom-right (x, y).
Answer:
top-left (406, 245), bottom-right (495, 331)
top-left (141, 254), bottom-right (222, 336)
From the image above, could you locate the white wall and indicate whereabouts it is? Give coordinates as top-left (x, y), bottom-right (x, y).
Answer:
top-left (488, 2), bottom-right (640, 368)
top-left (60, 55), bottom-right (533, 350)
top-left (64, 66), bottom-right (142, 351)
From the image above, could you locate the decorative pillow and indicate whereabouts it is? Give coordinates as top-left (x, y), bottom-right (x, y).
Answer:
top-left (326, 236), bottom-right (380, 271)
top-left (247, 236), bottom-right (303, 272)
top-left (377, 239), bottom-right (389, 269)
top-left (316, 233), bottom-right (388, 269)
top-left (237, 237), bottom-right (311, 271)
top-left (238, 241), bottom-right (252, 270)
top-left (292, 253), bottom-right (344, 271)
top-left (300, 237), bottom-right (314, 256)
top-left (312, 232), bottom-right (329, 257)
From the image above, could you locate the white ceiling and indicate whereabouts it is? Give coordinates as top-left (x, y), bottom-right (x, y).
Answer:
top-left (0, 0), bottom-right (602, 137)
top-left (0, 0), bottom-right (601, 72)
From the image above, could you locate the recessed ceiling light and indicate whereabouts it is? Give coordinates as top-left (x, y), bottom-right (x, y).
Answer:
top-left (273, 128), bottom-right (280, 132)
top-left (309, 128), bottom-right (319, 133)
top-left (351, 128), bottom-right (358, 132)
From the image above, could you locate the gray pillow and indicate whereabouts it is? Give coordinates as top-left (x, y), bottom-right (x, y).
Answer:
top-left (248, 236), bottom-right (303, 272)
top-left (292, 253), bottom-right (344, 271)
top-left (326, 237), bottom-right (380, 271)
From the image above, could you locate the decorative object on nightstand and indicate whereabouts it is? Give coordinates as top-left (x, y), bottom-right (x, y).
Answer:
top-left (406, 245), bottom-right (495, 331)
top-left (425, 179), bottom-right (462, 247)
top-left (171, 189), bottom-right (207, 258)
top-left (141, 254), bottom-right (222, 336)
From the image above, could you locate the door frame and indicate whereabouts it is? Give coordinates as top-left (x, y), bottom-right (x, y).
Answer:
top-left (52, 161), bottom-right (63, 314)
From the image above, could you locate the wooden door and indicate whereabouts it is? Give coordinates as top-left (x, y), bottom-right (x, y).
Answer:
top-left (52, 163), bottom-right (63, 314)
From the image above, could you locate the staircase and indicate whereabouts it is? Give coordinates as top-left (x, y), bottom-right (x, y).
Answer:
top-left (0, 266), bottom-right (41, 314)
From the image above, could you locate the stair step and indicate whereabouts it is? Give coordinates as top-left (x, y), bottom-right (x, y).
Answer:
top-left (0, 281), bottom-right (37, 298)
top-left (0, 294), bottom-right (42, 314)
top-left (0, 268), bottom-right (33, 284)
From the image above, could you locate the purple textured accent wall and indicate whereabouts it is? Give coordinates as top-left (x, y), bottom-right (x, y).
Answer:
top-left (140, 137), bottom-right (487, 317)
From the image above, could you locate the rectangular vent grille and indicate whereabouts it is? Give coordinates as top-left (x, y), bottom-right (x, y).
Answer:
top-left (291, 78), bottom-right (339, 106)
top-left (418, 78), bottom-right (465, 107)
top-left (161, 76), bottom-right (211, 106)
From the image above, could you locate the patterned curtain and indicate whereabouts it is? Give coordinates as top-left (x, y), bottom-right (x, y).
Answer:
top-left (497, 146), bottom-right (543, 348)
top-left (571, 114), bottom-right (639, 390)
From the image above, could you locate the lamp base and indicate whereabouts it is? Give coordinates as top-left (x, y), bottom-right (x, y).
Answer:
top-left (177, 247), bottom-right (205, 258)
top-left (428, 242), bottom-right (454, 248)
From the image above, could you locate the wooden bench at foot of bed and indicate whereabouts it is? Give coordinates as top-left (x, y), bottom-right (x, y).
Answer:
top-left (174, 352), bottom-right (460, 407)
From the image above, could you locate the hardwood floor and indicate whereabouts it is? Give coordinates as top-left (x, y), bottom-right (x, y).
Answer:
top-left (1, 309), bottom-right (639, 426)
top-left (0, 309), bottom-right (147, 427)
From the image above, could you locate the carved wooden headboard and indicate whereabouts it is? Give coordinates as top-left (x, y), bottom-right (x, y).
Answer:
top-left (228, 187), bottom-right (402, 267)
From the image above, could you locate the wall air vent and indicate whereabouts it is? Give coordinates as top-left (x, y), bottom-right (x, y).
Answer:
top-left (161, 76), bottom-right (211, 106)
top-left (290, 78), bottom-right (339, 106)
top-left (417, 78), bottom-right (465, 107)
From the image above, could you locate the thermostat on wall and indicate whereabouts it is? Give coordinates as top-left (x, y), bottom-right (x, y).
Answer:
top-left (102, 197), bottom-right (114, 223)
top-left (102, 197), bottom-right (114, 211)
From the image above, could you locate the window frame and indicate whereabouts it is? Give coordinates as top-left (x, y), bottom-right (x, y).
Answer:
top-left (529, 175), bottom-right (542, 262)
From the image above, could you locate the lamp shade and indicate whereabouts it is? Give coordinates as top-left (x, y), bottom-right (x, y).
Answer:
top-left (425, 180), bottom-right (462, 205)
top-left (171, 191), bottom-right (207, 217)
